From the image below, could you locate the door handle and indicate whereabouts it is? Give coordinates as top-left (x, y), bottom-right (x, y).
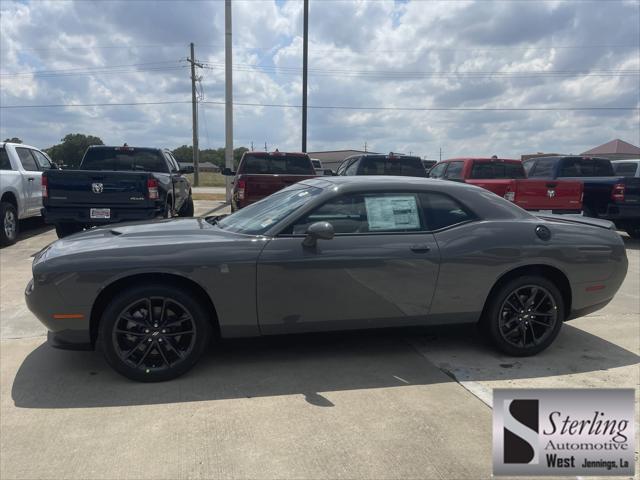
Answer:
top-left (27, 177), bottom-right (34, 182)
top-left (410, 244), bottom-right (431, 253)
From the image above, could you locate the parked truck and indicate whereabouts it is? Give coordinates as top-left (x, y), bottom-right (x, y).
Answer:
top-left (42, 145), bottom-right (194, 238)
top-left (523, 155), bottom-right (640, 238)
top-left (429, 157), bottom-right (583, 214)
top-left (0, 142), bottom-right (56, 246)
top-left (223, 150), bottom-right (318, 211)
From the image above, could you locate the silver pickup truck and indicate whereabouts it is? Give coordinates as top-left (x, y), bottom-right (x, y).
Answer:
top-left (0, 142), bottom-right (56, 246)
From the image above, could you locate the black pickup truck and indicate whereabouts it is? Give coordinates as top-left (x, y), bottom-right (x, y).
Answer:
top-left (42, 145), bottom-right (194, 238)
top-left (523, 156), bottom-right (640, 238)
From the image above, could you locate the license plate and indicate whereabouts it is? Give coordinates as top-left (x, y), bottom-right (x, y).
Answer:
top-left (90, 208), bottom-right (111, 219)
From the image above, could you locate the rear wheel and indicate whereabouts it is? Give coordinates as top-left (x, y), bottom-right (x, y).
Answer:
top-left (484, 275), bottom-right (564, 356)
top-left (54, 222), bottom-right (82, 238)
top-left (0, 202), bottom-right (18, 246)
top-left (99, 284), bottom-right (212, 382)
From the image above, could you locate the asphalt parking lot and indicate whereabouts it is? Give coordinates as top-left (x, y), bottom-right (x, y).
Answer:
top-left (1, 202), bottom-right (638, 480)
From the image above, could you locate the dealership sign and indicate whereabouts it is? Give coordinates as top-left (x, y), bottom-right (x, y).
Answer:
top-left (493, 389), bottom-right (635, 476)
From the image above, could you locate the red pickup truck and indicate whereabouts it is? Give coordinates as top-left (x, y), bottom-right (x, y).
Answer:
top-left (223, 151), bottom-right (317, 211)
top-left (429, 157), bottom-right (583, 213)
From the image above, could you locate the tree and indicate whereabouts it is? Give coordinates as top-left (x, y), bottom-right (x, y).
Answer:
top-left (171, 145), bottom-right (249, 168)
top-left (46, 133), bottom-right (104, 168)
top-left (3, 137), bottom-right (22, 143)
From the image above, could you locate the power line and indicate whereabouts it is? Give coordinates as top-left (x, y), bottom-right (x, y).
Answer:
top-left (0, 61), bottom-right (183, 77)
top-left (1, 100), bottom-right (637, 112)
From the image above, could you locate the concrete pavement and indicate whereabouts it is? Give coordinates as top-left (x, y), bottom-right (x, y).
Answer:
top-left (0, 205), bottom-right (638, 479)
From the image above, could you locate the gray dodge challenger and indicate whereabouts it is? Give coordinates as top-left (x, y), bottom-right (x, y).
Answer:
top-left (26, 176), bottom-right (628, 381)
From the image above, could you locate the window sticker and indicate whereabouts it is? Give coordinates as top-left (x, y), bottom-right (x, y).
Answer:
top-left (365, 196), bottom-right (420, 231)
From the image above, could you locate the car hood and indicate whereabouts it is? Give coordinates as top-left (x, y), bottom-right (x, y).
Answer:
top-left (34, 218), bottom-right (252, 267)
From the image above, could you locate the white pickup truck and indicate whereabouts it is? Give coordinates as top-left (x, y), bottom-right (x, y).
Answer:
top-left (1, 142), bottom-right (56, 246)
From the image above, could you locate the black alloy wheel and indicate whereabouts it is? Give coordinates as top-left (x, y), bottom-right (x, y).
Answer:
top-left (100, 284), bottom-right (212, 381)
top-left (485, 275), bottom-right (564, 356)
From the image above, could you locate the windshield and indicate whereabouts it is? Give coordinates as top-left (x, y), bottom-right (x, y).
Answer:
top-left (359, 156), bottom-right (427, 177)
top-left (239, 154), bottom-right (314, 175)
top-left (216, 184), bottom-right (323, 235)
top-left (80, 148), bottom-right (168, 172)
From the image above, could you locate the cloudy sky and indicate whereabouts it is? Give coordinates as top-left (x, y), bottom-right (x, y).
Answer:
top-left (1, 0), bottom-right (638, 159)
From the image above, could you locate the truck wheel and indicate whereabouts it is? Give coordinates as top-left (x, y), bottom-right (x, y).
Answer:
top-left (483, 275), bottom-right (564, 357)
top-left (0, 202), bottom-right (18, 246)
top-left (179, 194), bottom-right (195, 217)
top-left (162, 197), bottom-right (172, 219)
top-left (55, 223), bottom-right (82, 238)
top-left (99, 283), bottom-right (212, 382)
top-left (625, 225), bottom-right (640, 239)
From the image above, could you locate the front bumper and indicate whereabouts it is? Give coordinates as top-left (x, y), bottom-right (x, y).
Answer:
top-left (25, 278), bottom-right (93, 350)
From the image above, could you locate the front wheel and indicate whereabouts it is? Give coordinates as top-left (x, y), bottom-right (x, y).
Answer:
top-left (484, 275), bottom-right (564, 356)
top-left (178, 194), bottom-right (194, 217)
top-left (99, 284), bottom-right (212, 382)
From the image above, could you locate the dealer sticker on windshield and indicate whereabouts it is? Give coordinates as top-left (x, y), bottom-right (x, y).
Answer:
top-left (493, 389), bottom-right (635, 476)
top-left (365, 195), bottom-right (420, 231)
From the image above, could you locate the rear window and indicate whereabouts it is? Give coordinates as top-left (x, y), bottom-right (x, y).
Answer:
top-left (470, 161), bottom-right (525, 179)
top-left (0, 147), bottom-right (11, 170)
top-left (80, 148), bottom-right (168, 173)
top-left (239, 154), bottom-right (314, 175)
top-left (559, 157), bottom-right (614, 177)
top-left (613, 162), bottom-right (639, 177)
top-left (358, 156), bottom-right (426, 177)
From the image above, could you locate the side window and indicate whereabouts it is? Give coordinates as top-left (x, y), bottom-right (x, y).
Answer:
top-left (522, 160), bottom-right (535, 175)
top-left (336, 158), bottom-right (353, 176)
top-left (287, 192), bottom-right (423, 235)
top-left (15, 148), bottom-right (39, 171)
top-left (163, 152), bottom-right (178, 172)
top-left (31, 150), bottom-right (53, 170)
top-left (594, 159), bottom-right (613, 176)
top-left (345, 158), bottom-right (360, 175)
top-left (0, 148), bottom-right (12, 170)
top-left (530, 158), bottom-right (555, 177)
top-left (444, 161), bottom-right (464, 180)
top-left (420, 192), bottom-right (475, 230)
top-left (429, 162), bottom-right (448, 178)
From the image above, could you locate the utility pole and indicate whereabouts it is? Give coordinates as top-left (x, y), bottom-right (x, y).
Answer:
top-left (364, 141), bottom-right (367, 152)
top-left (439, 147), bottom-right (442, 161)
top-left (188, 43), bottom-right (202, 186)
top-left (264, 142), bottom-right (267, 152)
top-left (301, 0), bottom-right (309, 152)
top-left (224, 0), bottom-right (234, 203)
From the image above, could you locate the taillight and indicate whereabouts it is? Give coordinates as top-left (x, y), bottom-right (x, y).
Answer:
top-left (236, 178), bottom-right (246, 200)
top-left (147, 178), bottom-right (159, 200)
top-left (41, 175), bottom-right (48, 198)
top-left (611, 183), bottom-right (625, 202)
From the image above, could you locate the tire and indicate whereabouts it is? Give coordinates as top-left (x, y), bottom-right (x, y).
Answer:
top-left (0, 202), bottom-right (18, 246)
top-left (484, 275), bottom-right (564, 356)
top-left (178, 194), bottom-right (194, 217)
top-left (625, 224), bottom-right (640, 239)
top-left (55, 222), bottom-right (82, 238)
top-left (99, 283), bottom-right (212, 382)
top-left (162, 197), bottom-right (172, 219)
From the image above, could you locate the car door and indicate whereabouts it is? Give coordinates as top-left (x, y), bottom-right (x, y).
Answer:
top-left (163, 152), bottom-right (184, 211)
top-left (14, 147), bottom-right (41, 215)
top-left (256, 191), bottom-right (440, 334)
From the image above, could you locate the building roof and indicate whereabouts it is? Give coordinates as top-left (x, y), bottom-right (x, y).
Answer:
top-left (581, 139), bottom-right (640, 156)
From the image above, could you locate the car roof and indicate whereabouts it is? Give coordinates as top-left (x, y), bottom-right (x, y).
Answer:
top-left (87, 145), bottom-right (164, 151)
top-left (443, 157), bottom-right (520, 164)
top-left (1, 142), bottom-right (42, 150)
top-left (243, 151), bottom-right (309, 157)
top-left (300, 174), bottom-right (480, 193)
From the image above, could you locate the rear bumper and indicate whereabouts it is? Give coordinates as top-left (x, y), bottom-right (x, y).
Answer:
top-left (601, 204), bottom-right (640, 223)
top-left (42, 205), bottom-right (163, 226)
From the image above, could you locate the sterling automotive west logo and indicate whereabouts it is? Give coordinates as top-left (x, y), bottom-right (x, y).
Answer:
top-left (493, 389), bottom-right (635, 476)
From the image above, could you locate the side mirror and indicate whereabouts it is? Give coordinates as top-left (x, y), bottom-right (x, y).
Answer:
top-left (302, 221), bottom-right (334, 248)
top-left (222, 167), bottom-right (236, 176)
top-left (179, 165), bottom-right (195, 174)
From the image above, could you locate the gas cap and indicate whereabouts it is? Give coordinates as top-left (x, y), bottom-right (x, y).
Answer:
top-left (535, 225), bottom-right (551, 241)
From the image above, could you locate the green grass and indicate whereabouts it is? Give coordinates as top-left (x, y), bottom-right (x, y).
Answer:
top-left (186, 171), bottom-right (227, 187)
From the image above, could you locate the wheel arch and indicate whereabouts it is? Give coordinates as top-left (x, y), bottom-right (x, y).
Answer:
top-left (480, 264), bottom-right (572, 321)
top-left (90, 272), bottom-right (220, 346)
top-left (1, 190), bottom-right (18, 209)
